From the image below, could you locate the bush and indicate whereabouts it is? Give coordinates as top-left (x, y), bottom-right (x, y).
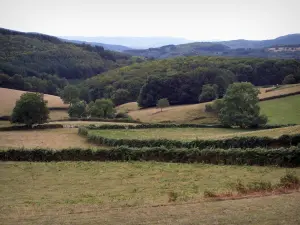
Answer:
top-left (279, 172), bottom-right (300, 188)
top-left (282, 74), bottom-right (296, 85)
top-left (0, 123), bottom-right (63, 131)
top-left (1, 146), bottom-right (299, 167)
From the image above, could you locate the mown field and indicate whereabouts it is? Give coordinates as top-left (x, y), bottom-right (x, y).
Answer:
top-left (89, 125), bottom-right (300, 141)
top-left (0, 128), bottom-right (95, 149)
top-left (1, 161), bottom-right (299, 225)
top-left (260, 95), bottom-right (300, 124)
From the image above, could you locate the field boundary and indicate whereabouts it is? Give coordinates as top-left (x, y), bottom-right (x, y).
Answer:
top-left (79, 127), bottom-right (300, 149)
top-left (1, 146), bottom-right (299, 167)
top-left (259, 92), bottom-right (300, 101)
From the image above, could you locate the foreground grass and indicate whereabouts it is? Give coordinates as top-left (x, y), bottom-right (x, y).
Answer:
top-left (89, 125), bottom-right (300, 141)
top-left (0, 128), bottom-right (96, 149)
top-left (0, 162), bottom-right (299, 225)
top-left (260, 95), bottom-right (300, 124)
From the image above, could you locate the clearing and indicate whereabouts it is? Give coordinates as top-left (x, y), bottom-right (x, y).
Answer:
top-left (89, 125), bottom-right (300, 141)
top-left (0, 128), bottom-right (94, 149)
top-left (0, 161), bottom-right (299, 225)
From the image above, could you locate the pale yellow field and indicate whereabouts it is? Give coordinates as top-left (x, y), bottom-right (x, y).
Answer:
top-left (116, 102), bottom-right (139, 112)
top-left (0, 128), bottom-right (95, 149)
top-left (258, 84), bottom-right (300, 99)
top-left (0, 88), bottom-right (68, 116)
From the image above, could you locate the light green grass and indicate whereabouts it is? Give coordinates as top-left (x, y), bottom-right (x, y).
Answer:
top-left (0, 162), bottom-right (299, 225)
top-left (89, 128), bottom-right (251, 141)
top-left (260, 95), bottom-right (300, 124)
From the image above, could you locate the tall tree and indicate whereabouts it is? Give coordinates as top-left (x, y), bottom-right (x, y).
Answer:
top-left (60, 85), bottom-right (79, 104)
top-left (157, 98), bottom-right (170, 112)
top-left (219, 82), bottom-right (267, 128)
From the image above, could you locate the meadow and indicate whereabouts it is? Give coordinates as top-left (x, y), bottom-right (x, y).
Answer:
top-left (1, 161), bottom-right (299, 225)
top-left (89, 125), bottom-right (300, 141)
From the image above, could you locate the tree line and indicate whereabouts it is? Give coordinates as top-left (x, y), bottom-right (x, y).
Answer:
top-left (82, 56), bottom-right (300, 106)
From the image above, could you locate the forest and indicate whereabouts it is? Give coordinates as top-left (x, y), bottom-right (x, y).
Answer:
top-left (81, 56), bottom-right (300, 106)
top-left (0, 28), bottom-right (136, 94)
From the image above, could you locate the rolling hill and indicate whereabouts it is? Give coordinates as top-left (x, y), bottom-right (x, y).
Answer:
top-left (124, 34), bottom-right (300, 59)
top-left (0, 28), bottom-right (133, 80)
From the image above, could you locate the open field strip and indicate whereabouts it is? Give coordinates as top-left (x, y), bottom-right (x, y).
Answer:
top-left (0, 128), bottom-right (96, 149)
top-left (259, 83), bottom-right (300, 99)
top-left (49, 121), bottom-right (138, 126)
top-left (88, 125), bottom-right (300, 141)
top-left (0, 161), bottom-right (299, 225)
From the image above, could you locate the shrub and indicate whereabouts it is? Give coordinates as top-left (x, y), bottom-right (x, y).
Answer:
top-left (203, 190), bottom-right (217, 198)
top-left (199, 84), bottom-right (218, 103)
top-left (1, 146), bottom-right (300, 167)
top-left (282, 74), bottom-right (296, 85)
top-left (279, 172), bottom-right (300, 188)
top-left (168, 191), bottom-right (179, 202)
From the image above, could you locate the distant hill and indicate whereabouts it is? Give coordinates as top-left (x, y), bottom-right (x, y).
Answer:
top-left (61, 39), bottom-right (133, 52)
top-left (221, 34), bottom-right (300, 49)
top-left (124, 34), bottom-right (300, 59)
top-left (60, 36), bottom-right (192, 49)
top-left (0, 28), bottom-right (133, 80)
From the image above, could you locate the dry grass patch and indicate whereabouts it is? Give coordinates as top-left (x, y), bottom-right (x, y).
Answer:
top-left (116, 102), bottom-right (139, 112)
top-left (0, 162), bottom-right (299, 225)
top-left (0, 88), bottom-right (68, 116)
top-left (128, 103), bottom-right (217, 124)
top-left (0, 128), bottom-right (95, 149)
top-left (258, 84), bottom-right (300, 100)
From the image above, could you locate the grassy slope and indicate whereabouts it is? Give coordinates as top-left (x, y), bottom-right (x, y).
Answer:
top-left (260, 95), bottom-right (300, 124)
top-left (89, 125), bottom-right (300, 141)
top-left (122, 85), bottom-right (300, 124)
top-left (1, 162), bottom-right (299, 225)
top-left (0, 87), bottom-right (69, 120)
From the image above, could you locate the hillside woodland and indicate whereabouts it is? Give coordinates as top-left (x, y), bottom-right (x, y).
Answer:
top-left (83, 57), bottom-right (300, 107)
top-left (0, 28), bottom-right (135, 95)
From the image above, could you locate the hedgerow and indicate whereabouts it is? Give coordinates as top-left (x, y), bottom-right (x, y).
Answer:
top-left (1, 146), bottom-right (299, 167)
top-left (78, 127), bottom-right (300, 149)
top-left (0, 124), bottom-right (64, 131)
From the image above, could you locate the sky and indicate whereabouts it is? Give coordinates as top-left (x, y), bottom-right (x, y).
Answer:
top-left (0, 0), bottom-right (299, 41)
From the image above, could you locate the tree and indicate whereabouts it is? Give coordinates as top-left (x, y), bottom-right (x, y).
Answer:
top-left (87, 99), bottom-right (115, 118)
top-left (60, 85), bottom-right (79, 104)
top-left (157, 98), bottom-right (170, 112)
top-left (11, 93), bottom-right (49, 126)
top-left (112, 89), bottom-right (131, 106)
top-left (199, 84), bottom-right (218, 103)
top-left (68, 100), bottom-right (87, 118)
top-left (282, 74), bottom-right (296, 84)
top-left (219, 82), bottom-right (267, 128)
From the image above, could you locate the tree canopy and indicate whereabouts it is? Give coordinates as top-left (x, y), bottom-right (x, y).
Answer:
top-left (157, 98), bottom-right (170, 112)
top-left (11, 93), bottom-right (49, 126)
top-left (218, 82), bottom-right (267, 128)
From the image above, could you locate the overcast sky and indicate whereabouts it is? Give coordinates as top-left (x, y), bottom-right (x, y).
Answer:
top-left (0, 0), bottom-right (299, 41)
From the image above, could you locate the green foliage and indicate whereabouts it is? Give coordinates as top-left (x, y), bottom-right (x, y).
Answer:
top-left (1, 146), bottom-right (300, 167)
top-left (68, 101), bottom-right (87, 118)
top-left (60, 85), bottom-right (79, 104)
top-left (0, 28), bottom-right (132, 80)
top-left (282, 74), bottom-right (296, 84)
top-left (87, 99), bottom-right (115, 118)
top-left (111, 89), bottom-right (131, 106)
top-left (199, 84), bottom-right (218, 103)
top-left (79, 126), bottom-right (300, 149)
top-left (219, 82), bottom-right (267, 128)
top-left (11, 93), bottom-right (49, 126)
top-left (279, 172), bottom-right (300, 188)
top-left (156, 98), bottom-right (170, 111)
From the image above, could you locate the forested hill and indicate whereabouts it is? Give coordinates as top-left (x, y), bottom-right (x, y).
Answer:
top-left (83, 56), bottom-right (300, 106)
top-left (0, 28), bottom-right (134, 80)
top-left (124, 34), bottom-right (300, 59)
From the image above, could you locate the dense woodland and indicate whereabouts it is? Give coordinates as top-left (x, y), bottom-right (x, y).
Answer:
top-left (82, 57), bottom-right (300, 107)
top-left (0, 28), bottom-right (136, 94)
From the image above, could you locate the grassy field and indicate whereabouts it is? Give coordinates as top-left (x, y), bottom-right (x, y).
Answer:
top-left (0, 161), bottom-right (299, 225)
top-left (260, 95), bottom-right (300, 124)
top-left (118, 85), bottom-right (300, 124)
top-left (49, 121), bottom-right (138, 126)
top-left (89, 125), bottom-right (300, 141)
top-left (0, 128), bottom-right (95, 149)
